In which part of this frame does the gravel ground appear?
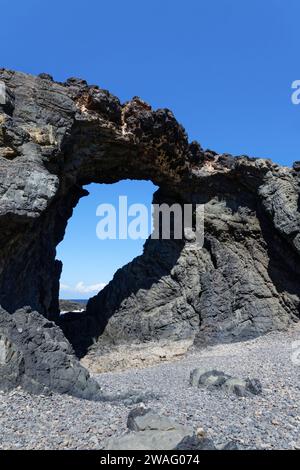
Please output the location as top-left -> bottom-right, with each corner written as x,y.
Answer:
1,326 -> 300,450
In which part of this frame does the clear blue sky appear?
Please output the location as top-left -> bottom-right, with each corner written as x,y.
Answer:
1,0 -> 299,298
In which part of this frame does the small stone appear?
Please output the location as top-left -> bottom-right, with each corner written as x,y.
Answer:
196,427 -> 206,439
89,436 -> 99,446
222,441 -> 239,450
271,419 -> 279,426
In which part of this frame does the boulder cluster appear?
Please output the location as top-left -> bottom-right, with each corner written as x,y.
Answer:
190,368 -> 262,397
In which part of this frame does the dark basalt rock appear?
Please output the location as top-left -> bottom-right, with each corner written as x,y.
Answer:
0,69 -> 300,394
190,368 -> 262,397
175,435 -> 217,450
0,306 -> 101,398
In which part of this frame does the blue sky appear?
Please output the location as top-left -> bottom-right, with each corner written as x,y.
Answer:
1,0 -> 299,298
57,181 -> 157,298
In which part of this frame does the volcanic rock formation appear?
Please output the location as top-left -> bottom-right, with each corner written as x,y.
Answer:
0,69 -> 299,395
0,306 -> 101,398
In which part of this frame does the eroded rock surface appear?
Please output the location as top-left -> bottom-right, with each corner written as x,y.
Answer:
0,69 -> 300,393
0,306 -> 101,398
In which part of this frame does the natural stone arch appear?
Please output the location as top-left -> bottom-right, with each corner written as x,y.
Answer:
0,70 -> 190,322
0,69 -> 300,396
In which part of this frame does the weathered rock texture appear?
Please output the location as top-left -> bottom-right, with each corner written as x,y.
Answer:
107,407 -> 194,450
85,167 -> 300,353
190,368 -> 262,397
0,69 -> 300,392
107,407 -> 235,450
0,306 -> 101,398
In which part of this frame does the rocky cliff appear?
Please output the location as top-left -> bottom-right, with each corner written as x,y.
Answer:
0,69 -> 299,395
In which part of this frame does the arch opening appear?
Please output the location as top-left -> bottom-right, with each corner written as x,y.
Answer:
57,179 -> 158,309
54,179 -> 192,358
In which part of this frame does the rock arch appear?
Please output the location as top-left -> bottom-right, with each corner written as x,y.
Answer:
0,69 -> 300,396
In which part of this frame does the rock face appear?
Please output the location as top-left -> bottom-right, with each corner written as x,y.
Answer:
0,306 -> 101,398
86,172 -> 300,352
0,69 -> 300,392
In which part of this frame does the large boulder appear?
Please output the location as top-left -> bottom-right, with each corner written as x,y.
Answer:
107,408 -> 194,450
107,407 -> 236,450
0,306 -> 101,399
127,407 -> 192,433
190,368 -> 262,397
